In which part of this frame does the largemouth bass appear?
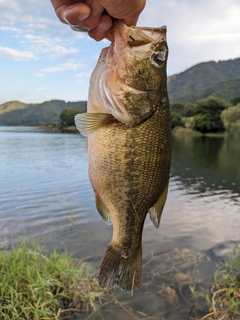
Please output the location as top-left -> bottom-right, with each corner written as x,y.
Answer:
75,20 -> 171,292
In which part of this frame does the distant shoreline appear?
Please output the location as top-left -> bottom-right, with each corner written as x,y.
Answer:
38,124 -> 78,133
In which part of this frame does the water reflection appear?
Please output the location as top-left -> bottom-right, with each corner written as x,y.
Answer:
171,133 -> 240,200
0,127 -> 240,319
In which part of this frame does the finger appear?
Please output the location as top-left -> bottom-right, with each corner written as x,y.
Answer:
55,2 -> 91,25
123,17 -> 138,27
88,13 -> 113,41
105,29 -> 114,42
83,0 -> 105,30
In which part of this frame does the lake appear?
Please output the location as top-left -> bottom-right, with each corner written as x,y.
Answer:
0,126 -> 239,319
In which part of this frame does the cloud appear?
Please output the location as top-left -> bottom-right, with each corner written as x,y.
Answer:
1,27 -> 80,59
74,73 -> 90,78
0,46 -> 34,60
74,72 -> 91,83
47,46 -> 78,58
35,72 -> 45,78
0,26 -> 22,33
41,62 -> 88,73
138,0 -> 240,74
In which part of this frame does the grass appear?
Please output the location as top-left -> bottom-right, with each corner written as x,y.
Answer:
200,244 -> 240,320
0,240 -> 239,320
0,240 -> 107,319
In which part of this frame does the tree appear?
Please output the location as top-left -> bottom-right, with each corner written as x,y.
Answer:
171,112 -> 184,129
170,102 -> 197,117
183,103 -> 197,117
191,113 -> 212,133
60,108 -> 82,126
230,96 -> 240,106
221,104 -> 240,131
170,103 -> 185,115
194,97 -> 229,132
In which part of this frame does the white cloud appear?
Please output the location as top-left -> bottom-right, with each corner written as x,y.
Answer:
47,46 -> 78,58
75,33 -> 87,40
74,73 -> 90,78
0,46 -> 34,60
1,27 -> 80,59
74,72 -> 91,83
1,0 -> 240,103
137,0 -> 240,74
41,62 -> 87,73
0,26 -> 22,33
35,72 -> 45,78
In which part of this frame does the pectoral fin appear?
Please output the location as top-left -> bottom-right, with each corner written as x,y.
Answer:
74,113 -> 113,137
149,184 -> 169,228
95,193 -> 112,225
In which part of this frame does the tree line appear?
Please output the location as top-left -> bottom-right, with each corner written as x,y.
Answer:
60,96 -> 240,136
171,96 -> 240,135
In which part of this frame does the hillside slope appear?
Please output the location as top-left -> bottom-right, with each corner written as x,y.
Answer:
0,100 -> 87,126
168,58 -> 240,103
1,57 -> 240,126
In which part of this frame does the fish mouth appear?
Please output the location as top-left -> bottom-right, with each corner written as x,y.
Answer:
113,20 -> 167,47
128,26 -> 167,45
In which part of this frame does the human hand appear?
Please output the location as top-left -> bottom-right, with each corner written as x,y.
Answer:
50,0 -> 146,41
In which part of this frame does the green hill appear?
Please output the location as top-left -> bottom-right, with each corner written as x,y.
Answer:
0,101 -> 29,114
168,58 -> 240,103
188,78 -> 240,102
1,57 -> 240,126
0,100 -> 87,126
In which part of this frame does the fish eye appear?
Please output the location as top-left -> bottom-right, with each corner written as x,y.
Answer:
153,53 -> 165,65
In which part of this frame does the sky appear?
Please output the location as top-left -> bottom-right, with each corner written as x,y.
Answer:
0,0 -> 240,104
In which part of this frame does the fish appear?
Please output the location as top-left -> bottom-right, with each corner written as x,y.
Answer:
75,20 -> 171,292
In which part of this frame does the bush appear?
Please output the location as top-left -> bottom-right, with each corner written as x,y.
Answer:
194,97 -> 229,132
170,103 -> 185,115
60,108 -> 82,126
221,104 -> 240,136
221,104 -> 240,129
171,112 -> 184,129
191,113 -> 212,133
183,103 -> 197,117
230,96 -> 240,106
170,102 -> 197,117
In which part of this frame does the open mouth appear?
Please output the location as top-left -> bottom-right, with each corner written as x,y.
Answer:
127,26 -> 167,47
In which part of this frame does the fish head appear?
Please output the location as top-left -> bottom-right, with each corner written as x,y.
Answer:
113,21 -> 168,92
88,21 -> 169,126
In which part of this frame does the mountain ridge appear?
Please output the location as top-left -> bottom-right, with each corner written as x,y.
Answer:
168,57 -> 240,102
0,100 -> 87,126
1,57 -> 240,126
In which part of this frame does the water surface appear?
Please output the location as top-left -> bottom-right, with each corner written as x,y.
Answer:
0,127 -> 239,319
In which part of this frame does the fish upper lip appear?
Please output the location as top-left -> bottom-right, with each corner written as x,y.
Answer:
134,25 -> 167,32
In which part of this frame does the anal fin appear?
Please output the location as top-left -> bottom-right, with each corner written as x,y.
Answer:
95,193 -> 112,225
149,183 -> 169,228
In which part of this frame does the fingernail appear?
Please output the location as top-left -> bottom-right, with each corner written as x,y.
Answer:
77,13 -> 89,22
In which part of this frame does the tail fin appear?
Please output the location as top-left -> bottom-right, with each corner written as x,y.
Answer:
98,243 -> 142,292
